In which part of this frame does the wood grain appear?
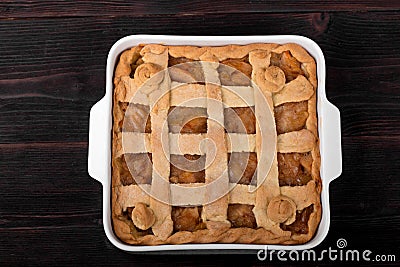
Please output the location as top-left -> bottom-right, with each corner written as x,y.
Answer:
0,1 -> 400,18
0,2 -> 399,265
0,12 -> 399,81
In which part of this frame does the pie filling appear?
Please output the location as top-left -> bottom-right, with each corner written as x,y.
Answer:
224,106 -> 256,134
281,205 -> 314,234
168,57 -> 204,83
228,152 -> 257,185
278,152 -> 312,186
168,57 -> 194,67
120,102 -> 151,133
219,57 -> 252,86
274,101 -> 308,134
168,106 -> 208,134
114,154 -> 135,186
170,154 -> 206,184
172,206 -> 206,232
270,51 -> 305,82
228,204 -> 257,228
117,153 -> 153,185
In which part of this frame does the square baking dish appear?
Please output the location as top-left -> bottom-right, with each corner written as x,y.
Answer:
88,35 -> 342,252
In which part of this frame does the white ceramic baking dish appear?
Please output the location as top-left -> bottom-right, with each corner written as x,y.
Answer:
88,35 -> 342,252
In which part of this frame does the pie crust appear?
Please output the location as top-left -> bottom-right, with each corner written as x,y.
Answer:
111,43 -> 321,245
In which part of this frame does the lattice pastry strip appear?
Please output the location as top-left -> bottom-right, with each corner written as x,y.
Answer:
141,45 -> 174,240
201,61 -> 231,229
250,44 -> 321,243
248,51 -> 288,237
120,131 -> 318,155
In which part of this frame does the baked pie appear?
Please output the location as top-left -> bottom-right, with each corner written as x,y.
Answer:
112,43 -> 321,245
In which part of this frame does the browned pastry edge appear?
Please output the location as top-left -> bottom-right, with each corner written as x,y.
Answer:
111,43 -> 322,245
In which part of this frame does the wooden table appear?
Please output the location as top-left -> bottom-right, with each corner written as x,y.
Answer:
0,1 -> 399,266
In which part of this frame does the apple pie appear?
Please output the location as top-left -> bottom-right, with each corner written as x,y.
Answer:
111,43 -> 321,245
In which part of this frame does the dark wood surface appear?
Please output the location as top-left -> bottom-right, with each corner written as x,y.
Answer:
0,1 -> 399,266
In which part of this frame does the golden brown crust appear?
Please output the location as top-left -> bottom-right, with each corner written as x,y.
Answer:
114,46 -> 143,84
111,43 -> 321,246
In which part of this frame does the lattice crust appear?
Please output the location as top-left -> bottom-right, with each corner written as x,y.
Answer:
111,43 -> 321,245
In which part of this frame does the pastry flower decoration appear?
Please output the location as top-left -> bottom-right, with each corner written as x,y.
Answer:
134,63 -> 162,86
255,65 -> 286,93
131,202 -> 156,230
267,195 -> 297,225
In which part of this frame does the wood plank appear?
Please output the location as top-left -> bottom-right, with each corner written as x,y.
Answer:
0,98 -> 91,143
330,136 -> 400,218
0,1 -> 399,18
0,144 -> 102,215
0,12 -> 399,82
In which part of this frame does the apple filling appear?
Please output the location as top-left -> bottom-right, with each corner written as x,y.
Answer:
278,152 -> 312,186
228,204 -> 257,228
270,51 -> 305,82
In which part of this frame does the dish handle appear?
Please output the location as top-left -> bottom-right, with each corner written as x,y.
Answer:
322,100 -> 342,182
88,97 -> 110,185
